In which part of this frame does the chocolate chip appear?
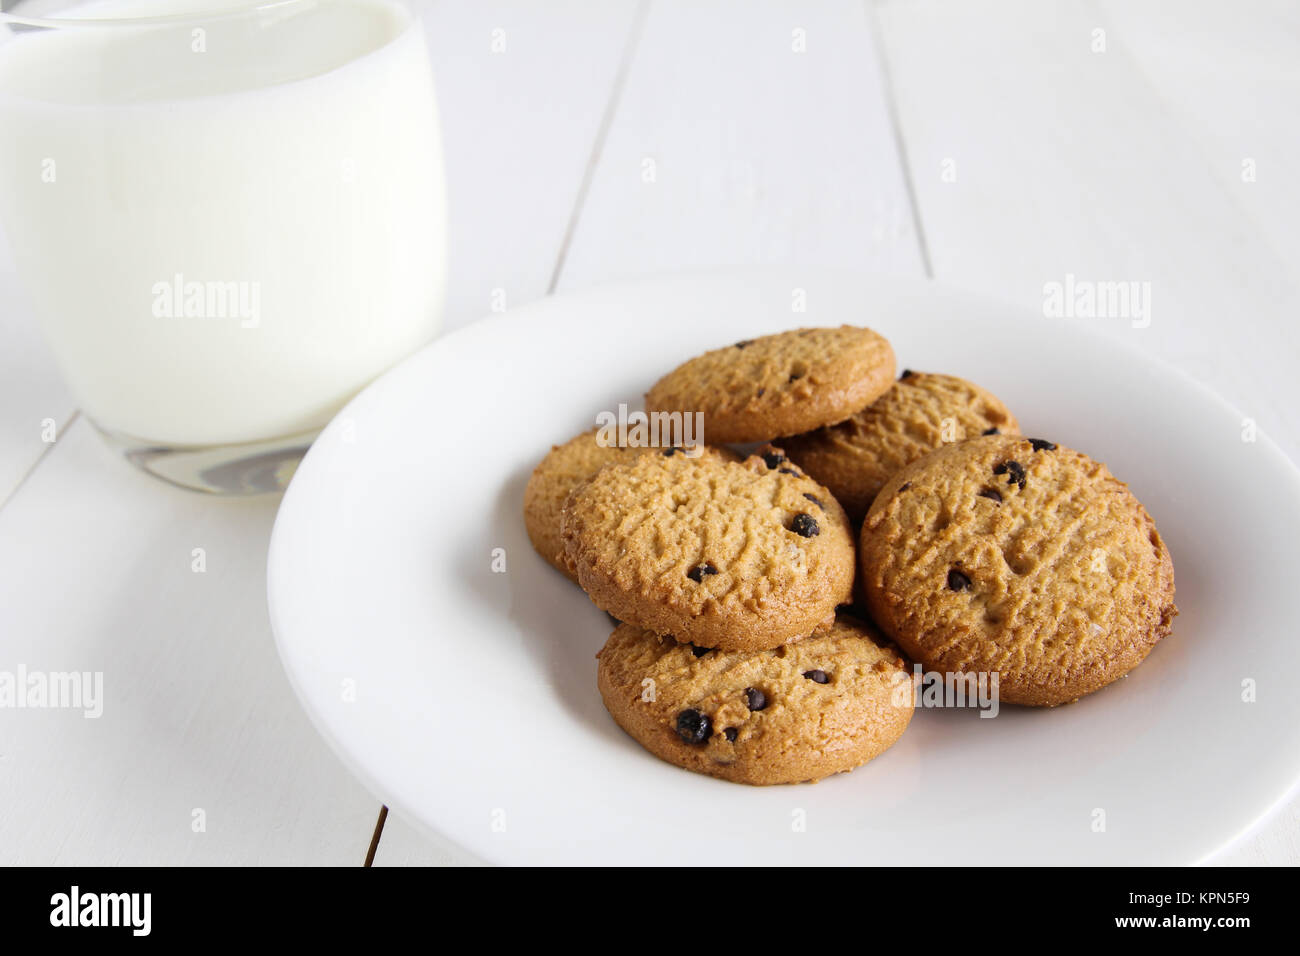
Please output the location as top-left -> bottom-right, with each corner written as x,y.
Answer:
982,427 -> 1000,436
803,669 -> 830,684
978,488 -> 1002,504
993,460 -> 1026,488
690,644 -> 710,658
1028,438 -> 1057,452
789,513 -> 820,537
662,446 -> 682,457
735,339 -> 754,349
761,450 -> 785,469
778,466 -> 802,477
675,709 -> 711,744
723,727 -> 738,742
744,687 -> 768,711
802,492 -> 824,510
686,562 -> 718,583
899,369 -> 914,380
947,568 -> 972,591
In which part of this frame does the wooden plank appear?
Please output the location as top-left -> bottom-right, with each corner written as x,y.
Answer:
1095,0 -> 1300,269
555,0 -> 925,288
873,0 -> 1300,464
0,228 -> 76,508
0,417 -> 378,864
426,0 -> 649,328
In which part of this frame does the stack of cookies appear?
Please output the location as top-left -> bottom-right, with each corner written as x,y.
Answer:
523,326 -> 1177,786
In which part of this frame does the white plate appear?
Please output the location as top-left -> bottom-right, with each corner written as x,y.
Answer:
268,270 -> 1300,865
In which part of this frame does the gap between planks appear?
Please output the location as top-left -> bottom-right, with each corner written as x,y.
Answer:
865,0 -> 933,278
0,409 -> 80,514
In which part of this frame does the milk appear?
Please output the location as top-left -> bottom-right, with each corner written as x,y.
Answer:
0,0 -> 445,446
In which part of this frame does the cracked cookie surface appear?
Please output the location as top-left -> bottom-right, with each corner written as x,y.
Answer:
561,445 -> 855,650
596,614 -> 913,785
524,429 -> 648,581
859,434 -> 1176,706
523,429 -> 736,582
784,371 -> 1019,522
644,326 -> 895,443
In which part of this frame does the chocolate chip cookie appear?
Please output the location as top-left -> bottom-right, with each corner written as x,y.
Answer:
644,326 -> 896,443
561,445 -> 855,650
524,429 -> 737,581
523,429 -> 647,581
596,614 -> 914,785
859,435 -> 1176,706
784,371 -> 1019,522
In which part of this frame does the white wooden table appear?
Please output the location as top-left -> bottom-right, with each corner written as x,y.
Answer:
3,0 -> 1298,866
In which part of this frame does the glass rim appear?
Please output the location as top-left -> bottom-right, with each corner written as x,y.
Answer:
0,0 -> 357,29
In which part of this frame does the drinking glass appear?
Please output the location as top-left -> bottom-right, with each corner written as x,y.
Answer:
0,0 -> 445,492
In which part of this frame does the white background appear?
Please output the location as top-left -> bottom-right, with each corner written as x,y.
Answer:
1,0 -> 1297,865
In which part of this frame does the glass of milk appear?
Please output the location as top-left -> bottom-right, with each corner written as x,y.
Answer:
0,0 -> 445,492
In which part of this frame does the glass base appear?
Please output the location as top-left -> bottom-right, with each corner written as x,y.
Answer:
92,420 -> 319,495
